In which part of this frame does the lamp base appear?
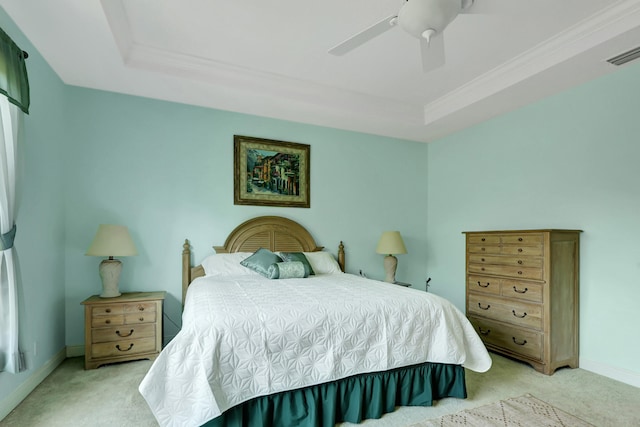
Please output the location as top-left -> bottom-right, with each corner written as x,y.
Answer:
383,255 -> 398,283
98,258 -> 122,298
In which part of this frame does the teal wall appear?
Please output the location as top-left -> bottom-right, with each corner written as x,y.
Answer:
0,9 -> 67,404
427,61 -> 640,377
3,3 -> 640,412
63,87 -> 429,346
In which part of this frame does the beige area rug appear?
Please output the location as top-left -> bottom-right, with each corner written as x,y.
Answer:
410,394 -> 594,427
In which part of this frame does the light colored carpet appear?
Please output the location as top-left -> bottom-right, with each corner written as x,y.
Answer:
409,394 -> 594,427
1,353 -> 639,426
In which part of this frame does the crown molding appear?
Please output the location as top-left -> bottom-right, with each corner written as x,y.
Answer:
423,0 -> 640,125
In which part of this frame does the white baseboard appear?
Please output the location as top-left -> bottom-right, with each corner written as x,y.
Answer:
0,348 -> 66,421
580,358 -> 640,388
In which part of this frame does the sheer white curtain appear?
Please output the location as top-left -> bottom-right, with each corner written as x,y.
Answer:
0,94 -> 24,373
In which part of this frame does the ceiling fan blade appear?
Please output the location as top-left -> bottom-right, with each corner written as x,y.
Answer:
329,15 -> 398,56
420,35 -> 445,73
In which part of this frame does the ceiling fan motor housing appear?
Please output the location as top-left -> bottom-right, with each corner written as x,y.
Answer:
398,0 -> 463,39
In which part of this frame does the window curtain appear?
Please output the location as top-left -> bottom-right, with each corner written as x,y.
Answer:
0,27 -> 28,374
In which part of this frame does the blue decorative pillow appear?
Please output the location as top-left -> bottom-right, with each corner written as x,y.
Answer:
240,248 -> 283,278
266,261 -> 306,279
280,252 -> 314,276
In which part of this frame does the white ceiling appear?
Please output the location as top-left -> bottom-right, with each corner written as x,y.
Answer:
2,0 -> 640,142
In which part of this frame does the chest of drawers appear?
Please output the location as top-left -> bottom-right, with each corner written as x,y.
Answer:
82,291 -> 166,369
463,230 -> 580,375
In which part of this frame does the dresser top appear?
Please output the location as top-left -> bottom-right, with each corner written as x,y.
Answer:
462,229 -> 582,234
81,291 -> 166,305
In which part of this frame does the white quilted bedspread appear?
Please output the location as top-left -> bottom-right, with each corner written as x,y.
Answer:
139,274 -> 492,427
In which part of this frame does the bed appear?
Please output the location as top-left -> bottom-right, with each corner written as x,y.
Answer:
139,216 -> 492,427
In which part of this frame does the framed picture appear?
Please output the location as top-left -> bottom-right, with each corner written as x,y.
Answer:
234,135 -> 310,208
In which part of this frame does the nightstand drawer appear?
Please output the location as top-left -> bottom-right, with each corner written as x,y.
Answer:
92,323 -> 156,344
91,315 -> 124,327
91,337 -> 157,359
124,302 -> 156,314
124,312 -> 157,324
92,305 -> 124,316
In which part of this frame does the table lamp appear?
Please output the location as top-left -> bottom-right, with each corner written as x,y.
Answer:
85,224 -> 138,298
376,231 -> 407,283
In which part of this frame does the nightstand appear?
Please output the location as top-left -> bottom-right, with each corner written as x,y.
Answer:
81,291 -> 165,370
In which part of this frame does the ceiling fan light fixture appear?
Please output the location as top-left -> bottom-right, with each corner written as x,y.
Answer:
398,0 -> 462,39
461,0 -> 475,10
422,29 -> 437,44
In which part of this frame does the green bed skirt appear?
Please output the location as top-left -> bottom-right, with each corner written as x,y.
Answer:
203,362 -> 466,427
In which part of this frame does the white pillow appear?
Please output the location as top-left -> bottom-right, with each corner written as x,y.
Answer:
201,252 -> 261,277
304,251 -> 343,274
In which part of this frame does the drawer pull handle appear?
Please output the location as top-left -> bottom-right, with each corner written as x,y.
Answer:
481,258 -> 485,262
513,286 -> 528,294
105,319 -> 111,325
139,317 -> 145,322
481,238 -> 486,242
138,306 -> 145,311
512,310 -> 527,318
477,281 -> 490,288
478,327 -> 491,336
517,271 -> 523,275
518,248 -> 523,253
116,343 -> 134,352
518,237 -> 523,242
105,308 -> 111,313
512,337 -> 527,346
116,329 -> 134,338
517,260 -> 523,265
478,303 -> 491,310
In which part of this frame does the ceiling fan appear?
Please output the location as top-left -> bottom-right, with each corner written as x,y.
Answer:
329,0 -> 479,73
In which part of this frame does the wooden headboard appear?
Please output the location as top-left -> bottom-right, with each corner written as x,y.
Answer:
182,216 -> 345,305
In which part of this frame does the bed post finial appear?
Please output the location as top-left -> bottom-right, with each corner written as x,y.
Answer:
182,239 -> 191,309
338,241 -> 345,273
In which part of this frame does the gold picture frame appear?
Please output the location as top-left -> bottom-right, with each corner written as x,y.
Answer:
234,135 -> 310,208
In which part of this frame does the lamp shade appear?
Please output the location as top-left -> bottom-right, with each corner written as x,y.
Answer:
85,224 -> 138,257
376,231 -> 407,255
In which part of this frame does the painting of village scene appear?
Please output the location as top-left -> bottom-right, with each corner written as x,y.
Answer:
234,135 -> 310,208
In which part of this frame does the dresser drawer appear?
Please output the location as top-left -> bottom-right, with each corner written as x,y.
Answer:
91,337 -> 157,359
500,279 -> 543,303
467,275 -> 501,295
469,316 -> 542,361
468,263 -> 543,280
500,245 -> 544,256
468,254 -> 543,268
91,323 -> 156,344
467,235 -> 501,245
468,245 -> 501,254
468,294 -> 543,330
500,234 -> 544,245
468,276 -> 544,304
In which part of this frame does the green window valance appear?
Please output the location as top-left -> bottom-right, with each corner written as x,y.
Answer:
0,27 -> 29,114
